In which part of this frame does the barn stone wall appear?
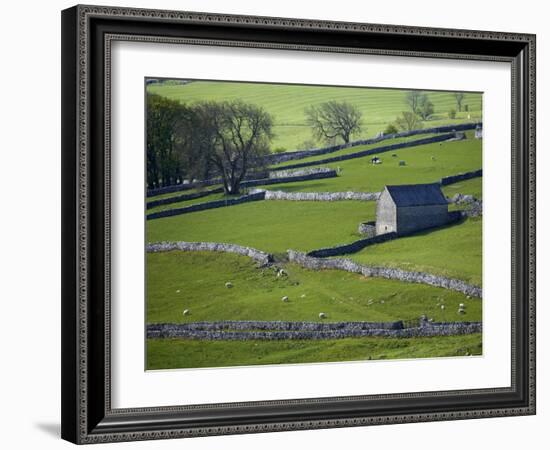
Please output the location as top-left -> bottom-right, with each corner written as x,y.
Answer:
376,189 -> 397,235
396,204 -> 450,236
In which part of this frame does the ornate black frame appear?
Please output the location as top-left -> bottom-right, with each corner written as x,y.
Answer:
61,4 -> 536,444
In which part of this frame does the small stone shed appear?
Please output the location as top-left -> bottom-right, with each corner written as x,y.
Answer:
376,183 -> 449,236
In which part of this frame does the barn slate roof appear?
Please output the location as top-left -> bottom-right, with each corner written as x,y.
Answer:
385,183 -> 448,207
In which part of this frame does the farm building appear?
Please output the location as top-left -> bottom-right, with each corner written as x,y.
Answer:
376,183 -> 450,236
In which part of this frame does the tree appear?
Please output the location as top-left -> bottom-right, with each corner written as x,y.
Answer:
417,94 -> 434,120
196,100 -> 273,195
384,123 -> 399,135
305,101 -> 363,144
406,91 -> 423,114
394,111 -> 423,132
454,92 -> 465,112
146,93 -> 189,188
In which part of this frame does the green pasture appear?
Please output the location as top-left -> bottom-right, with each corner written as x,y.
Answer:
147,200 -> 376,257
147,80 -> 482,150
442,177 -> 483,200
259,136 -> 482,194
147,252 -> 481,325
270,134 -> 439,169
348,217 -> 482,286
147,134 -> 482,210
147,334 -> 482,369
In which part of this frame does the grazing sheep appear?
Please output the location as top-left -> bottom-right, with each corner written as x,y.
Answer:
183,309 -> 190,316
225,281 -> 233,288
300,294 -> 306,298
319,312 -> 326,319
281,296 -> 289,302
459,303 -> 465,308
440,304 -> 445,310
176,289 -> 180,293
277,268 -> 287,278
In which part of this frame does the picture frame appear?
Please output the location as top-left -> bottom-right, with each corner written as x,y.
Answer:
61,4 -> 536,444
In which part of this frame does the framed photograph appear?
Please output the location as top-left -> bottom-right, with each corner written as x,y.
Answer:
61,4 -> 536,444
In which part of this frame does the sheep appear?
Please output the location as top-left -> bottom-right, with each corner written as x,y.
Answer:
440,304 -> 446,310
300,294 -> 306,298
281,296 -> 289,302
399,160 -> 406,166
183,309 -> 190,316
225,281 -> 233,288
176,289 -> 181,293
277,268 -> 287,278
319,312 -> 326,319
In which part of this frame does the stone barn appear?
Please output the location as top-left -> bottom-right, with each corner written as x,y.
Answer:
376,183 -> 450,236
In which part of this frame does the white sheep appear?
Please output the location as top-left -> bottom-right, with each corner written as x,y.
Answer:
440,304 -> 446,310
300,294 -> 306,298
276,268 -> 287,278
183,309 -> 190,316
225,281 -> 233,288
319,312 -> 326,319
281,296 -> 289,302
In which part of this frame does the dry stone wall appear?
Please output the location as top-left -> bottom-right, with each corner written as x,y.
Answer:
251,189 -> 379,202
147,320 -> 482,340
146,191 -> 266,220
306,233 -> 398,258
271,133 -> 455,171
288,250 -> 482,298
263,122 -> 481,165
147,241 -> 273,266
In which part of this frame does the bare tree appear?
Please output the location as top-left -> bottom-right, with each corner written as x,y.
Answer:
394,111 -> 423,132
194,100 -> 273,195
454,92 -> 465,112
305,101 -> 363,144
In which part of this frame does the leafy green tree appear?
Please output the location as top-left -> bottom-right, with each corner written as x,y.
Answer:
454,92 -> 465,112
417,94 -> 434,120
305,101 -> 363,144
394,111 -> 423,131
405,91 -> 423,115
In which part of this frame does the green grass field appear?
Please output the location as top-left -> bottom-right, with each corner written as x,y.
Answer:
148,80 -> 482,150
145,81 -> 483,370
261,136 -> 482,194
347,217 -> 482,285
147,252 -> 480,324
147,334 -> 482,369
148,200 -> 375,257
146,251 -> 481,369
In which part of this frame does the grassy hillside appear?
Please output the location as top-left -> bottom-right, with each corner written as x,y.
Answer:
147,200 -> 376,257
147,80 -> 482,150
147,252 -> 481,325
347,217 -> 482,285
147,334 -> 482,369
146,251 -> 481,369
261,136 -> 482,193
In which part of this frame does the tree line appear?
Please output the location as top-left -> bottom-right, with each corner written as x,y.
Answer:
147,94 -> 273,194
147,89 -> 468,191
